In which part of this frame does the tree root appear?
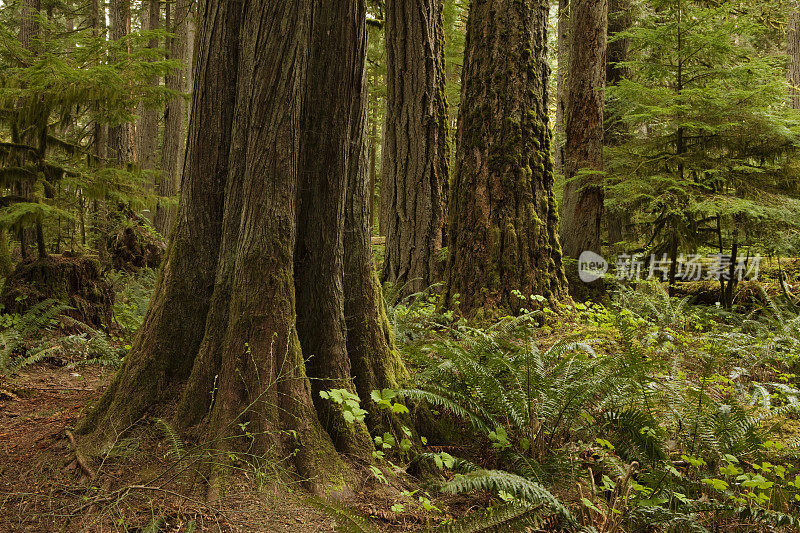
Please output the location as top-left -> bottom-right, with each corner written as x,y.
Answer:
65,430 -> 96,481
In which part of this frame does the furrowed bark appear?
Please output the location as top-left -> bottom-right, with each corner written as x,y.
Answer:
77,0 -> 243,452
444,0 -> 566,315
156,0 -> 191,237
380,0 -> 449,296
559,0 -> 607,297
294,0 -> 374,458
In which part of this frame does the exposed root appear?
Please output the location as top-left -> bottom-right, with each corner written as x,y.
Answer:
65,430 -> 96,481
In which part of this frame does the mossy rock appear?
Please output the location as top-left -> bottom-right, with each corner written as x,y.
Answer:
107,212 -> 166,272
0,253 -> 114,329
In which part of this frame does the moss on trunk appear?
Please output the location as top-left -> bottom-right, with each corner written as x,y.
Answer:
444,0 -> 566,315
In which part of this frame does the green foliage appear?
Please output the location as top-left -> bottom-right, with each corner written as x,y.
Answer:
398,292 -> 800,530
305,496 -> 381,533
441,470 -> 576,526
319,388 -> 368,424
0,299 -> 121,375
606,0 -> 800,259
106,267 -> 156,339
0,3 -> 178,256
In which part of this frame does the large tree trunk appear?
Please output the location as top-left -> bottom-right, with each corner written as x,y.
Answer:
559,0 -> 607,262
380,0 -> 449,296
108,0 -> 135,163
78,0 -> 406,488
156,0 -> 191,237
294,0 -> 374,457
444,0 -> 566,314
16,0 -> 43,260
78,0 -> 245,451
343,57 -> 410,435
789,12 -> 800,110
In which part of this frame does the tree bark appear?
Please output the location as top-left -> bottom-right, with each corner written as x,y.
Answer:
554,0 -> 568,177
78,0 -> 406,488
559,0 -> 607,261
344,72 -> 410,434
380,0 -> 449,296
16,0 -> 42,259
789,12 -> 800,110
136,0 -> 160,175
156,0 -> 190,237
294,0 -> 374,457
78,0 -> 245,451
605,0 -> 631,244
444,0 -> 566,314
108,0 -> 135,163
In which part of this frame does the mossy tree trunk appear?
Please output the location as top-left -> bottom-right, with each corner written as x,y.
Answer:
344,57 -> 410,433
554,0 -> 568,177
559,0 -> 606,259
108,0 -> 135,163
78,0 -> 407,485
380,0 -> 449,296
136,0 -> 160,176
16,0 -> 46,260
444,0 -> 566,314
78,0 -> 246,452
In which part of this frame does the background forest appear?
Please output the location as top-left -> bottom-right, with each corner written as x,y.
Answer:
1,0 -> 800,531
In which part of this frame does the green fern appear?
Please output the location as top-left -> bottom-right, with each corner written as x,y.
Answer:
305,496 -> 381,533
155,418 -> 186,461
440,470 -> 576,527
433,501 -> 557,533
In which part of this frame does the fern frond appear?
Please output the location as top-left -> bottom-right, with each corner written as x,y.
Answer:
441,470 -> 576,526
305,496 -> 381,533
434,502 -> 553,533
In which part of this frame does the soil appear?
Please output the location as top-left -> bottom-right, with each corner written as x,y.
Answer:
0,365 -> 453,532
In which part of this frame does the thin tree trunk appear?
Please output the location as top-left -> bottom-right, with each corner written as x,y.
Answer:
789,12 -> 800,110
444,0 -> 566,314
156,0 -> 190,237
555,0 -> 568,177
16,0 -> 42,261
605,0 -> 631,244
137,1 -> 160,178
380,0 -> 449,296
108,0 -> 135,163
369,95 -> 378,231
559,0 -> 607,262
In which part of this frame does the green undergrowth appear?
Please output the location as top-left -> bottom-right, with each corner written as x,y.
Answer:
377,280 -> 800,531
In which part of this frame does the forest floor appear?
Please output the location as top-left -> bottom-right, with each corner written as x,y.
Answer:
0,364 -> 436,532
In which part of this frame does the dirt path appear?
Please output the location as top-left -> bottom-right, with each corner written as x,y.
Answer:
0,365 -> 401,532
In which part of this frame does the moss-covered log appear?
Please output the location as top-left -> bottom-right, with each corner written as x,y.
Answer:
107,210 -> 166,272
